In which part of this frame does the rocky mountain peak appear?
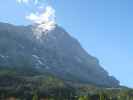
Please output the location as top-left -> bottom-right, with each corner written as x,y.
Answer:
0,22 -> 119,87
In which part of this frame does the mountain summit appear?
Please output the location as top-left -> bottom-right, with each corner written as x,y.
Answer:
0,22 -> 119,87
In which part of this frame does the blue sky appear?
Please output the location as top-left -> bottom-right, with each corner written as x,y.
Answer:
0,0 -> 132,87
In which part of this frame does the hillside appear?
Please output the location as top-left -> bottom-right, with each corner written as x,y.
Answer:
0,22 -> 119,87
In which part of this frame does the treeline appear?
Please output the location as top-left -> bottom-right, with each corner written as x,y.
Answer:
0,68 -> 132,100
0,88 -> 133,100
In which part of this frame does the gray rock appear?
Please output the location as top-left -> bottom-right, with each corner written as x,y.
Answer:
0,22 -> 119,87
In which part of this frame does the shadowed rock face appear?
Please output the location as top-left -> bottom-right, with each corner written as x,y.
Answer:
0,22 -> 119,87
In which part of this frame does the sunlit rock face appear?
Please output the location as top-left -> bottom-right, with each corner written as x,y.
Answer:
0,22 -> 119,87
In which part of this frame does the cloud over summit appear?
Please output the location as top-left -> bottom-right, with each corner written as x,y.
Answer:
17,0 -> 29,4
16,0 -> 56,39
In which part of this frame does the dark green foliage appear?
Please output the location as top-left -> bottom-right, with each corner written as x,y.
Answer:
0,86 -> 133,100
32,91 -> 38,100
0,67 -> 132,100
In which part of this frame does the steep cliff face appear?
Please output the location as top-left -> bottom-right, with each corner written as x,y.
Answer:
0,22 -> 119,87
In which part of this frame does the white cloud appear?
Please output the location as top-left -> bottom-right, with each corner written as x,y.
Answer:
34,0 -> 39,5
16,0 -> 56,39
26,6 -> 56,39
17,0 -> 29,4
26,6 -> 55,24
17,0 -> 40,4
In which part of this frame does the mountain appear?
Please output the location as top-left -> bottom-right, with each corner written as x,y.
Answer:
0,22 -> 119,87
